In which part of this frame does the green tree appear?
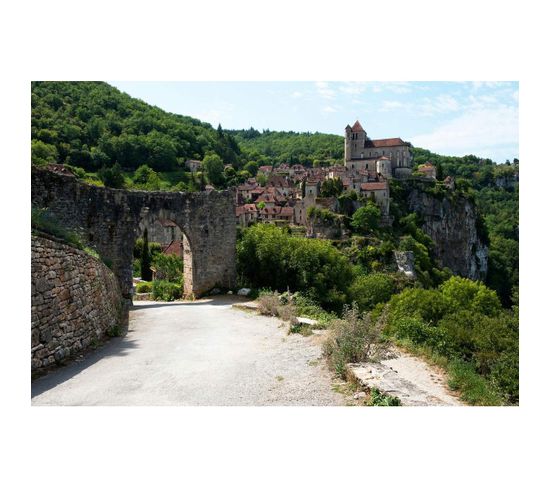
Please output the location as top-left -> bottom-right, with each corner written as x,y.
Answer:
31,140 -> 58,166
202,153 -> 225,186
98,163 -> 125,188
320,178 -> 344,197
349,273 -> 395,311
351,203 -> 381,234
140,228 -> 153,281
243,161 -> 259,176
133,164 -> 161,190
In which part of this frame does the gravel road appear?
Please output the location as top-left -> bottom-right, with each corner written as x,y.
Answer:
31,297 -> 345,406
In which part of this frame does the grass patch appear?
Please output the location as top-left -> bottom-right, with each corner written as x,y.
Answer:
447,360 -> 504,406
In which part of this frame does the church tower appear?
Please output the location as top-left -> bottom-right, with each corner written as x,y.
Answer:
344,124 -> 352,161
348,120 -> 367,160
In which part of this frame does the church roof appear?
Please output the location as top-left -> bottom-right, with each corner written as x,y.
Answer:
351,120 -> 365,132
366,137 -> 407,148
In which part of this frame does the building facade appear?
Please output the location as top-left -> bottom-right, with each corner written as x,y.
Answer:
344,120 -> 413,178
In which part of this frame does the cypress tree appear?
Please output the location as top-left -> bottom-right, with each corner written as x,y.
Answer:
141,228 -> 153,281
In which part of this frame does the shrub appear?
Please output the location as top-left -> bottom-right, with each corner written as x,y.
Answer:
152,253 -> 183,282
98,163 -> 125,188
257,290 -> 298,325
257,290 -> 281,316
323,303 -> 389,378
237,224 -> 354,310
349,273 -> 395,311
367,388 -> 401,406
351,202 -> 381,234
152,280 -> 182,301
136,281 -> 152,293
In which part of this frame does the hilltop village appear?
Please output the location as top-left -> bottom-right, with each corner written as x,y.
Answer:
228,120 -> 442,231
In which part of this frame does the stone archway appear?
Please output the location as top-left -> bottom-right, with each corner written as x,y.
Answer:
31,167 -> 236,301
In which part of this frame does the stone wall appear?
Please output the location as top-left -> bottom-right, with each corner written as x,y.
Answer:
31,167 -> 237,299
31,235 -> 124,375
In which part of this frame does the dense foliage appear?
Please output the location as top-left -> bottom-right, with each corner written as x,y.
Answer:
229,128 -> 343,167
237,225 -> 354,310
383,276 -> 519,404
31,81 -> 241,173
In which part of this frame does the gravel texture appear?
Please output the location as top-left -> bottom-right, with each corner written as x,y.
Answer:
31,296 -> 346,406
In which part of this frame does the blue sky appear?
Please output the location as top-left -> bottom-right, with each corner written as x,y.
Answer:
110,81 -> 518,163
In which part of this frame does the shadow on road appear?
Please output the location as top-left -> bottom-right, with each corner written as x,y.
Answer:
131,295 -> 248,311
31,335 -> 139,399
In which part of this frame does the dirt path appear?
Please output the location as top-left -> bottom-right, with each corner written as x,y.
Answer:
31,296 -> 346,406
348,347 -> 463,406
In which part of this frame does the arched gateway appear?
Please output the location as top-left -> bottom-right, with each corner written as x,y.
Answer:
31,167 -> 237,301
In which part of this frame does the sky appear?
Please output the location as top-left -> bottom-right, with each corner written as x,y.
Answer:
110,81 -> 518,163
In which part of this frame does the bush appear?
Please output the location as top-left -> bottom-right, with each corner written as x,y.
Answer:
98,163 -> 125,188
351,202 -> 381,234
152,280 -> 182,301
152,253 -> 183,282
384,276 -> 518,404
237,224 -> 354,310
323,303 -> 389,378
367,388 -> 401,406
257,290 -> 298,325
257,290 -> 281,316
349,273 -> 395,311
135,281 -> 152,293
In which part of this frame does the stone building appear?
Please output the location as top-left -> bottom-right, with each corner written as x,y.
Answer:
344,120 -> 413,178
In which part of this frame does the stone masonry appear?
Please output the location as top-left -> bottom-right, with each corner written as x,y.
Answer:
31,167 -> 237,300
31,234 -> 124,375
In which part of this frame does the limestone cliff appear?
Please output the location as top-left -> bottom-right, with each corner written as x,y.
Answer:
407,189 -> 488,280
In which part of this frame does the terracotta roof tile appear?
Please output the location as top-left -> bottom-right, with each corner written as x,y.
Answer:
360,182 -> 388,191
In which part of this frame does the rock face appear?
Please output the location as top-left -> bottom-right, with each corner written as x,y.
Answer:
31,235 -> 124,375
394,250 -> 416,278
31,167 -> 237,299
407,189 -> 488,280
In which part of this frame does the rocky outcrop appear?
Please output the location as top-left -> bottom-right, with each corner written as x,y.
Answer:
394,251 -> 415,278
407,189 -> 488,280
31,234 -> 125,375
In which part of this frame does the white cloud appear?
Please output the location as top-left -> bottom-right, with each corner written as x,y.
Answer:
410,106 -> 518,161
380,100 -> 407,112
339,82 -> 368,95
370,82 -> 412,94
315,81 -> 336,99
291,91 -> 303,98
471,81 -> 513,90
322,106 -> 338,113
418,94 -> 460,116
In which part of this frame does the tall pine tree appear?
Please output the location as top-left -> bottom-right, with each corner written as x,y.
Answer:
140,228 -> 153,281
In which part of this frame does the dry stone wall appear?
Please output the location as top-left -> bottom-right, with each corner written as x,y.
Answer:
31,234 -> 124,375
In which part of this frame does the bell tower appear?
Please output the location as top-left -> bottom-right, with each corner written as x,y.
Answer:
344,124 -> 352,162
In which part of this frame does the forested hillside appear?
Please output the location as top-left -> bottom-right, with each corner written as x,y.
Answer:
31,81 -> 242,171
229,128 -> 344,167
